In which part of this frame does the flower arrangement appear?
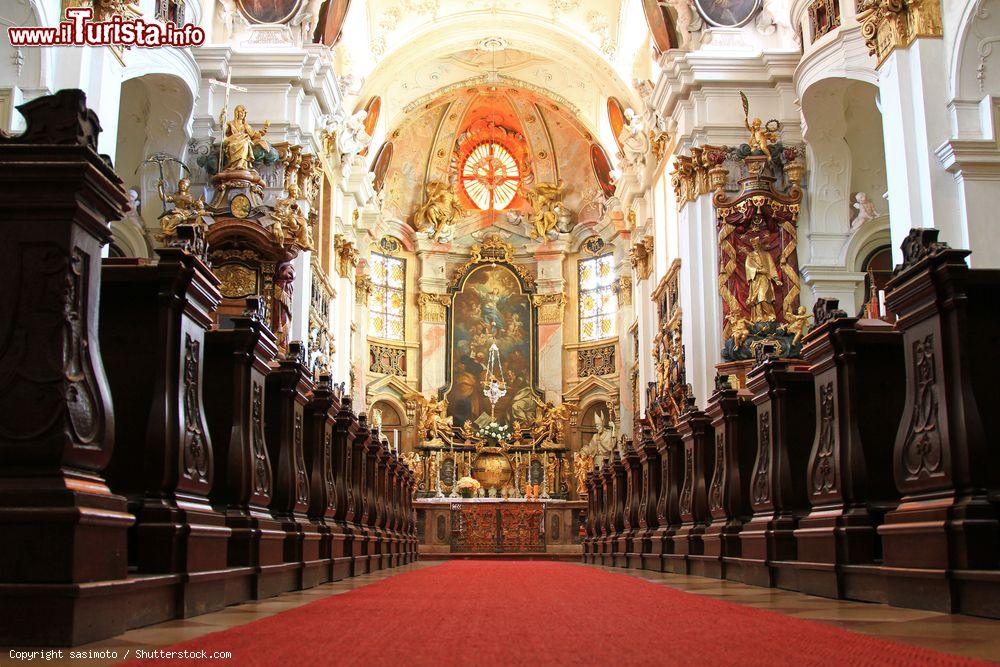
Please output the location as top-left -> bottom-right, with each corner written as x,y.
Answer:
479,421 -> 512,443
455,476 -> 481,498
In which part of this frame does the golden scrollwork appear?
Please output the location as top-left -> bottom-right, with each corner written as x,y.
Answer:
355,274 -> 372,302
417,293 -> 450,324
628,236 -> 653,281
532,293 -> 567,325
451,234 -> 536,290
857,0 -> 943,67
671,146 -> 729,210
615,276 -> 633,306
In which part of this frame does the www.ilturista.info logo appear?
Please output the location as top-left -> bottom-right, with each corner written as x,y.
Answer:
7,7 -> 205,48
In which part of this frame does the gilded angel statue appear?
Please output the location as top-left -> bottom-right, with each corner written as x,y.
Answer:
531,397 -> 576,445
157,177 -> 206,238
413,181 -> 463,243
524,182 -> 565,240
417,395 -> 453,441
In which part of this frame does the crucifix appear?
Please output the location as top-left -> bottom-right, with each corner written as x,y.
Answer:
208,68 -> 248,172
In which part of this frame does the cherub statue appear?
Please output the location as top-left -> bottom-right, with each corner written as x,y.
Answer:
157,177 -> 206,238
523,182 -> 565,240
745,116 -> 780,155
727,312 -> 751,352
222,105 -> 272,172
851,192 -> 879,230
784,306 -> 812,346
413,181 -> 463,243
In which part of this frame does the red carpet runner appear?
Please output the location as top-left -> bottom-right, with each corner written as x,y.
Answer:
129,562 -> 989,666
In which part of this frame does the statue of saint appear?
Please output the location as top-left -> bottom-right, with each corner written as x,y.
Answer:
618,108 -> 650,168
222,105 -> 271,172
157,177 -> 205,238
413,181 -> 463,243
744,237 -> 782,322
574,451 -> 594,497
271,182 -> 313,250
580,409 -> 616,466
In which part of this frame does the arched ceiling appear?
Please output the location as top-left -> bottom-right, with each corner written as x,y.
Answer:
342,3 -> 652,132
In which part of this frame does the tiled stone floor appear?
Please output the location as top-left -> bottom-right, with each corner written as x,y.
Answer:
6,561 -> 999,664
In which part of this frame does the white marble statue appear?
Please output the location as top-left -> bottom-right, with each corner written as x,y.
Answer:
618,108 -> 650,170
336,110 -> 371,159
580,410 -> 617,466
851,192 -> 879,230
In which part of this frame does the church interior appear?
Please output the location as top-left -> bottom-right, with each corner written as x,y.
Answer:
2,0 -> 1000,664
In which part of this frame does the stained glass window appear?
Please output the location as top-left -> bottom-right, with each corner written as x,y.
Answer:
579,253 -> 617,342
368,251 -> 405,341
461,142 -> 520,211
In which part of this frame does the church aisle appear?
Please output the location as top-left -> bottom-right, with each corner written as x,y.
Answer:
94,561 -> 995,666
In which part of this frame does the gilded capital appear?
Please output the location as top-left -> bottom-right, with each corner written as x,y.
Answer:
335,234 -> 359,278
628,236 -> 653,281
418,293 -> 450,324
857,0 -> 942,67
355,274 -> 372,302
533,293 -> 567,325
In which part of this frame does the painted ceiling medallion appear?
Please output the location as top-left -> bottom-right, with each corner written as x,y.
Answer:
693,0 -> 762,28
478,36 -> 509,52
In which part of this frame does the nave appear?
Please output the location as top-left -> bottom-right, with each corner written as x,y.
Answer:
18,561 -> 999,666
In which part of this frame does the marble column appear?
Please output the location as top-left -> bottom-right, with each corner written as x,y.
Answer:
416,242 -> 450,394
533,239 -> 567,400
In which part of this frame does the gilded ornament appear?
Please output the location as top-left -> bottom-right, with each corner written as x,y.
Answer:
221,105 -> 272,173
533,293 -> 566,325
523,182 -> 567,240
413,181 -> 463,243
857,0 -> 943,68
628,236 -> 653,281
157,177 -> 207,239
417,293 -> 449,324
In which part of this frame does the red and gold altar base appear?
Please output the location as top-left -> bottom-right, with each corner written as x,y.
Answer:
414,499 -> 585,556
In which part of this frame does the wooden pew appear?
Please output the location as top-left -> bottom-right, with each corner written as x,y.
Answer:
704,375 -> 757,582
794,300 -> 904,601
653,423 -> 683,573
100,234 -> 233,617
737,353 -> 816,589
350,414 -> 373,574
609,451 -> 628,567
622,440 -> 643,568
331,395 -> 359,579
636,424 -> 663,571
878,229 -> 1000,616
672,407 -> 715,576
303,374 -> 340,582
202,297 -> 285,600
0,91 -> 134,646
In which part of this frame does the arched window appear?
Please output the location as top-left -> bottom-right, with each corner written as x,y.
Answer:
579,252 -> 617,342
461,142 -> 520,211
368,246 -> 405,341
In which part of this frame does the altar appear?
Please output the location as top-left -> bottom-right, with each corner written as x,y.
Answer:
415,498 -> 586,555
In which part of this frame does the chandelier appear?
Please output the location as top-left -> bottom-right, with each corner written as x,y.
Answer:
483,343 -> 507,418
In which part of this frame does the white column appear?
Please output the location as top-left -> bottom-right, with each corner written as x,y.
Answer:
877,40 -> 963,261
678,195 -> 722,406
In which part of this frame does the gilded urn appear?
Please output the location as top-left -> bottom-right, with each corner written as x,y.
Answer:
471,449 -> 513,492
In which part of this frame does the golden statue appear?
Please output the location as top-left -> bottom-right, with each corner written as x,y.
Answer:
574,451 -> 594,497
531,397 -> 576,445
157,177 -> 206,238
745,237 -> 782,322
727,312 -> 751,350
524,182 -> 564,240
271,182 -> 313,250
417,395 -> 453,441
222,104 -> 271,172
784,306 -> 811,346
413,181 -> 463,243
745,117 -> 779,155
